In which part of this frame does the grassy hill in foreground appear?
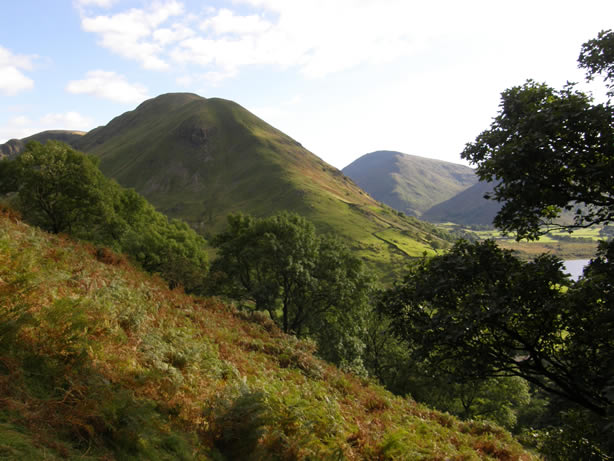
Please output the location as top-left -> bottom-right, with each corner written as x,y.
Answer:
0,213 -> 534,460
342,151 -> 478,218
67,94 -> 452,276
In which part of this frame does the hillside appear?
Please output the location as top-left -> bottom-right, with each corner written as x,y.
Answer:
342,151 -> 477,218
0,130 -> 86,159
63,93 -> 455,274
422,181 -> 500,226
0,212 -> 535,460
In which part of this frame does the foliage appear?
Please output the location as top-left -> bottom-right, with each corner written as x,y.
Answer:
380,239 -> 614,456
0,213 -> 536,459
362,308 -> 532,430
580,29 -> 614,96
0,140 -> 209,292
380,239 -> 613,419
431,377 -> 531,430
210,212 -> 372,368
521,410 -> 613,461
461,30 -> 614,240
109,187 -> 209,292
461,81 -> 614,239
204,385 -> 270,460
384,31 -> 614,458
3,140 -> 112,234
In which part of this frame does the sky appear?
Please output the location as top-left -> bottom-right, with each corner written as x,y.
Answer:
1,1 -> 612,169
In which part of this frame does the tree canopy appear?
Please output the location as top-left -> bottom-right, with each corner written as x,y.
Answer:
2,140 -> 111,234
379,239 -> 613,418
210,212 -> 372,369
580,29 -> 614,96
461,30 -> 614,240
381,31 -> 614,457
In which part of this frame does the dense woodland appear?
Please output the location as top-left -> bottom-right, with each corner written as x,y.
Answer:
0,30 -> 612,460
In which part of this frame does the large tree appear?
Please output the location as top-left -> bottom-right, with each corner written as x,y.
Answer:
211,212 -> 371,335
4,140 -> 111,234
461,31 -> 614,240
379,239 -> 612,418
381,31 -> 614,457
210,212 -> 372,368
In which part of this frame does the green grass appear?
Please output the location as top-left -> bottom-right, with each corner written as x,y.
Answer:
0,212 -> 537,460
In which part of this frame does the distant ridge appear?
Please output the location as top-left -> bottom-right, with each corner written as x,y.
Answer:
422,180 -> 501,226
342,150 -> 477,217
0,130 -> 86,159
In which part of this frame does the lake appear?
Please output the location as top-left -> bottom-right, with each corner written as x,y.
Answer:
563,259 -> 590,281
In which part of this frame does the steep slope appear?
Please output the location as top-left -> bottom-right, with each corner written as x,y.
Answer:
0,130 -> 86,159
342,150 -> 477,217
422,181 -> 501,226
69,93 -> 452,274
0,212 -> 536,460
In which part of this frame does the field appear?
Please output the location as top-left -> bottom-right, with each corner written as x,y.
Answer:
438,223 -> 606,259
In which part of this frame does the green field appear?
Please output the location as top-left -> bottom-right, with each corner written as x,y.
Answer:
438,223 -> 605,259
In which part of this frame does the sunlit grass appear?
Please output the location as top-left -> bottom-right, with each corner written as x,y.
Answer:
0,212 -> 536,459
437,223 -> 604,259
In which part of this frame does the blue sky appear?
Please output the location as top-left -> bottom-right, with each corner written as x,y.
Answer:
1,0 -> 613,169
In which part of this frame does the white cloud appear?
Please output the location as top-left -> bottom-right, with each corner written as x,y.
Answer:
76,0 -> 614,87
201,8 -> 272,36
166,0 -> 460,79
74,0 -> 117,8
80,0 -> 185,70
0,46 -> 35,95
176,75 -> 194,87
0,112 -> 93,144
66,70 -> 149,104
77,0 -> 429,80
40,112 -> 94,128
153,23 -> 194,45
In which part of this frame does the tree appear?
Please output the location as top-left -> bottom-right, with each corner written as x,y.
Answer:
210,212 -> 372,367
0,141 -> 209,293
461,31 -> 614,240
211,213 -> 316,329
382,31 -> 614,457
461,81 -> 613,239
379,240 -> 613,419
111,187 -> 209,292
579,29 -> 614,97
6,140 -> 112,234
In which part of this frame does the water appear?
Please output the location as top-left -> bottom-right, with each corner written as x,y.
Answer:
562,259 -> 590,281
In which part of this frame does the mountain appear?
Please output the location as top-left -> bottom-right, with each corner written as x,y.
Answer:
0,213 -> 534,459
1,94 -> 457,276
342,150 -> 478,218
0,130 -> 86,159
61,93 -> 454,274
422,180 -> 501,226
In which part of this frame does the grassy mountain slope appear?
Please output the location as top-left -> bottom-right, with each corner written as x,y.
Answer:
422,181 -> 501,226
0,130 -> 86,159
70,94 -> 452,274
0,212 -> 535,460
342,151 -> 477,218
